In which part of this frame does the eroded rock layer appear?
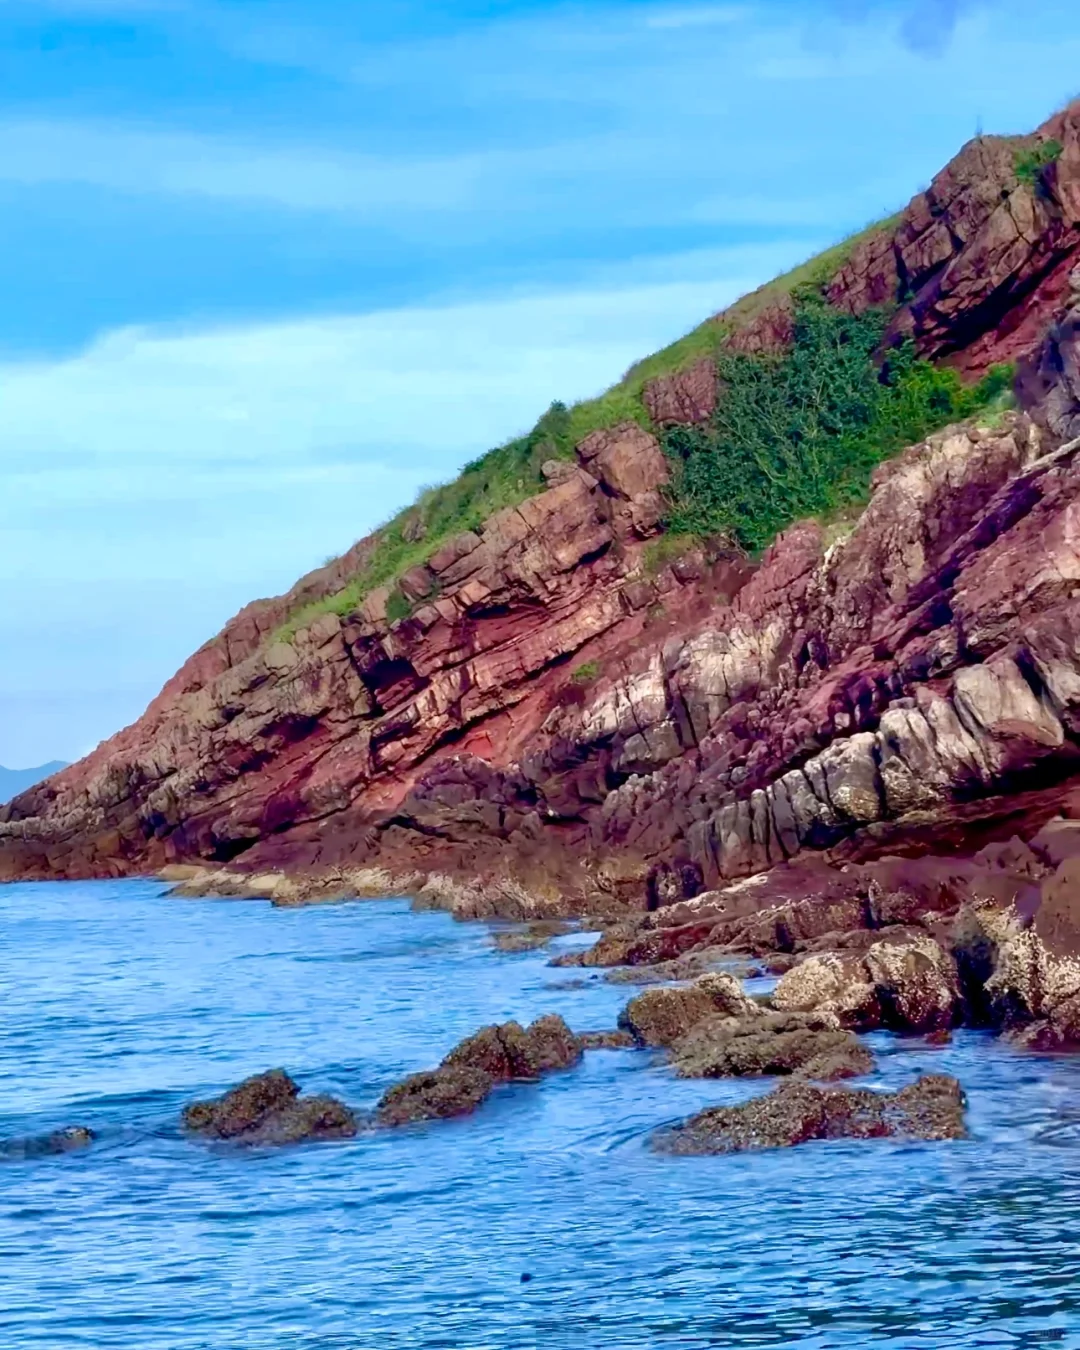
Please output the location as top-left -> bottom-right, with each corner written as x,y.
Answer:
5,103 -> 1080,908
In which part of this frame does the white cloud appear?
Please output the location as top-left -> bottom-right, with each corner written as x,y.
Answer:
0,118 -> 486,213
0,238 -> 814,477
0,238 -> 818,583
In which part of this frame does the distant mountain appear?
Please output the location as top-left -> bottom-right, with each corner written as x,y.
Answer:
0,762 -> 67,804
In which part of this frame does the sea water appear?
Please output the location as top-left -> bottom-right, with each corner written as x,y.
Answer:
3,879 -> 1080,1349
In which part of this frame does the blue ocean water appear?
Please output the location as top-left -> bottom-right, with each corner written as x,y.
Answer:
3,881 -> 1080,1349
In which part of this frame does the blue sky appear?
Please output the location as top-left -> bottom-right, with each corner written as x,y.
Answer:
2,0 -> 1079,768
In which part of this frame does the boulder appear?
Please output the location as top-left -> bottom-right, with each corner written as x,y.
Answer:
575,422 -> 669,501
375,1066 -> 495,1127
442,1014 -> 581,1080
772,952 -> 882,1028
864,934 -> 962,1033
653,1074 -> 967,1154
618,973 -> 760,1047
182,1069 -> 357,1145
670,1011 -> 873,1081
771,935 -> 961,1033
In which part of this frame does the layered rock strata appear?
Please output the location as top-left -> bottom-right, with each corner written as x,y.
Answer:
4,103 -> 1080,918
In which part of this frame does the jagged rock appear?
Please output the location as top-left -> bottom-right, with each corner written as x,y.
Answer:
670,1011 -> 873,1081
375,1066 -> 495,1127
642,356 -> 718,425
618,973 -> 759,1047
443,1014 -> 582,1079
182,1070 -> 357,1146
653,1074 -> 967,1155
0,1126 -> 95,1160
377,1014 -> 582,1127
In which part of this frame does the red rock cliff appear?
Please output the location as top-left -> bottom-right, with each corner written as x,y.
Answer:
5,102 -> 1080,908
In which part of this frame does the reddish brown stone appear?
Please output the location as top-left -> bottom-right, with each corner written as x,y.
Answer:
643,356 -> 718,425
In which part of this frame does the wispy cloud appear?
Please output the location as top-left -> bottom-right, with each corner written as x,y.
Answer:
0,118 -> 485,213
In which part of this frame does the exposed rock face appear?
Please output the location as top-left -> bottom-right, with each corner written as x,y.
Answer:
653,1074 -> 967,1155
643,356 -> 718,425
182,1070 -> 357,1146
6,104 -> 1080,914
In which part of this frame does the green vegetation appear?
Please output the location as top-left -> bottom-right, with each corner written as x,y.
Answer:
385,587 -> 413,624
1015,139 -> 1063,189
642,533 -> 697,576
274,213 -> 908,640
662,293 -> 1015,552
570,659 -> 601,685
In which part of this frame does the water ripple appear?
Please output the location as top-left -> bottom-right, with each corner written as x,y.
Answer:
3,879 -> 1080,1347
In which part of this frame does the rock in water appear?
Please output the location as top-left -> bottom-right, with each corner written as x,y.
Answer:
183,1069 -> 357,1146
577,1030 -> 637,1050
619,973 -> 760,1047
670,1011 -> 874,1081
376,1013 -> 583,1127
442,1014 -> 582,1080
375,1066 -> 495,1127
653,1074 -> 966,1155
0,1125 -> 95,1160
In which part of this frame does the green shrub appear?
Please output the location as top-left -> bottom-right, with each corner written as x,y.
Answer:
662,294 -> 1013,553
273,216 -> 904,641
1015,139 -> 1063,188
570,659 -> 601,685
385,587 -> 412,624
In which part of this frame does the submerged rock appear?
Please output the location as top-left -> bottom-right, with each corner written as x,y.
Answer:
1,1125 -> 95,1160
671,1011 -> 874,1081
619,973 -> 760,1047
577,1029 -> 637,1050
604,948 -> 757,985
491,921 -> 573,953
654,1074 -> 966,1155
182,1069 -> 357,1146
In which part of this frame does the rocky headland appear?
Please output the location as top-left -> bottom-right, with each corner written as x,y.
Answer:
6,104 -> 1080,1140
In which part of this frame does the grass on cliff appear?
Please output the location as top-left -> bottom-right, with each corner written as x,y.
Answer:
1014,138 -> 1063,189
276,214 -> 905,640
662,293 -> 1015,552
